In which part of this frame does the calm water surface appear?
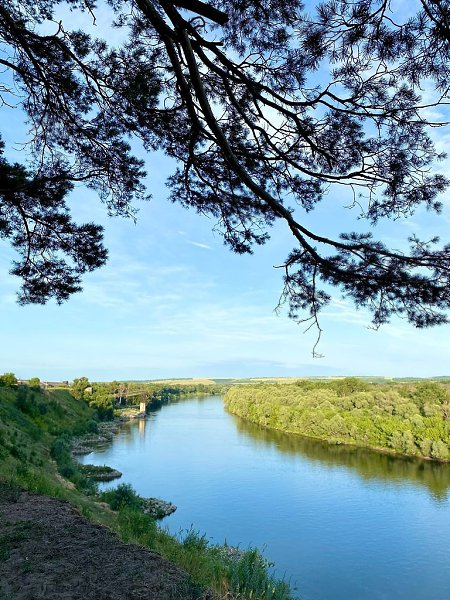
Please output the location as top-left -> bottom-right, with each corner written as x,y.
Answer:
82,396 -> 450,600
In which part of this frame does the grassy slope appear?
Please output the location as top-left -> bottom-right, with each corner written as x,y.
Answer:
0,385 -> 293,600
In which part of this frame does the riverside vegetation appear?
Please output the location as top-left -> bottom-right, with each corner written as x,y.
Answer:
225,379 -> 450,461
0,379 -> 293,600
70,377 -> 226,420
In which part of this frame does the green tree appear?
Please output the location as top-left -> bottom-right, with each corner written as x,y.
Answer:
431,441 -> 449,461
420,439 -> 433,458
28,377 -> 41,389
71,377 -> 90,401
401,431 -> 417,456
334,378 -> 369,398
1,1 -> 450,346
0,372 -> 18,387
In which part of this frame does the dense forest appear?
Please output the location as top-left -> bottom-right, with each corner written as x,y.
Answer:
225,379 -> 450,461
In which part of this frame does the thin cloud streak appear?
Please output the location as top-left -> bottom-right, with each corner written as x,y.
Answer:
188,241 -> 212,250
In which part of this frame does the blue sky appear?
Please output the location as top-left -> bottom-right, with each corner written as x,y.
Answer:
1,3 -> 450,382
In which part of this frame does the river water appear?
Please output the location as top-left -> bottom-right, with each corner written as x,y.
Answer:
82,395 -> 450,600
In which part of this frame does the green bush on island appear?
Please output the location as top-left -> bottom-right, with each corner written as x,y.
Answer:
78,464 -> 122,481
225,379 -> 450,461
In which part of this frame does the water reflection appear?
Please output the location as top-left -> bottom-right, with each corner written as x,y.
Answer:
138,418 -> 146,438
231,412 -> 450,502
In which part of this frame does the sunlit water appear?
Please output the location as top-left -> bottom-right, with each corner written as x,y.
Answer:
82,396 -> 450,600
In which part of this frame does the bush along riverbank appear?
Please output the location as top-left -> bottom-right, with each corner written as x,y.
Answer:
225,379 -> 450,461
0,383 -> 294,600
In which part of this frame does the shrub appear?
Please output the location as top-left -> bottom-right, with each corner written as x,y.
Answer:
97,406 -> 114,421
86,419 -> 98,433
59,463 -> 76,478
37,402 -> 48,415
101,483 -> 142,510
182,529 -> 209,552
15,386 -> 29,412
50,436 -> 71,463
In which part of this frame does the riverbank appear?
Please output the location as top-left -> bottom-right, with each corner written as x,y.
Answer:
0,384 -> 294,600
224,379 -> 450,461
60,389 -> 450,600
0,484 -> 200,600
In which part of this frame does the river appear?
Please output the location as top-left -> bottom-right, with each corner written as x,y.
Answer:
81,395 -> 450,600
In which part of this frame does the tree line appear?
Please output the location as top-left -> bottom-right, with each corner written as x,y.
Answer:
71,377 -> 223,419
225,379 -> 450,461
0,373 -> 222,421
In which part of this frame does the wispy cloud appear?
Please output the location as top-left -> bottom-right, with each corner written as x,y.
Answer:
187,241 -> 212,250
322,298 -> 371,327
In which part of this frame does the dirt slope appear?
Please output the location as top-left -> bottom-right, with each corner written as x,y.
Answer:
0,489 -> 200,600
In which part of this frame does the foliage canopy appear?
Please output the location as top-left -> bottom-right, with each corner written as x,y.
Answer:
225,379 -> 450,460
0,372 -> 17,387
1,0 -> 450,347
